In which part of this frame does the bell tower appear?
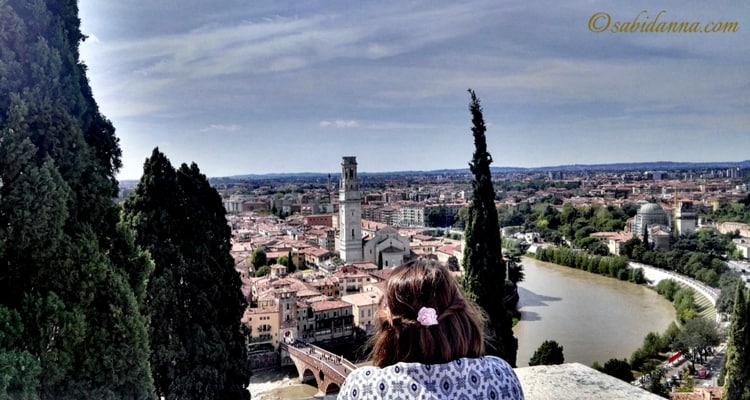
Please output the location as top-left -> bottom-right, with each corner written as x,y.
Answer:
339,156 -> 363,262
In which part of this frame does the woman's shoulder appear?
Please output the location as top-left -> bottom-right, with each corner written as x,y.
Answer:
338,357 -> 523,399
346,356 -> 514,376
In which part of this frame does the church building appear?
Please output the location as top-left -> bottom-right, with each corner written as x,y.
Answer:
337,156 -> 411,266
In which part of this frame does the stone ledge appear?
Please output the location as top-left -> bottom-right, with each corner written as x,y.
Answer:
515,363 -> 662,399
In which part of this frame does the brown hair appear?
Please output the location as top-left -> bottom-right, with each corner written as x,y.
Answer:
369,259 -> 486,367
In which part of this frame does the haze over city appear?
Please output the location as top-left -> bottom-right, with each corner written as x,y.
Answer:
78,0 -> 750,180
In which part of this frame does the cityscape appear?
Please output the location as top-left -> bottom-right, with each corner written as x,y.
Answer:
2,1 -> 749,399
176,156 -> 750,399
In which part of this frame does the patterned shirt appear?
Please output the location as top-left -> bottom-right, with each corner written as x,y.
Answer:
337,356 -> 524,400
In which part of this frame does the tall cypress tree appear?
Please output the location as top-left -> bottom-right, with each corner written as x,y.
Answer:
123,149 -> 251,400
721,283 -> 750,400
461,89 -> 518,367
0,1 -> 155,398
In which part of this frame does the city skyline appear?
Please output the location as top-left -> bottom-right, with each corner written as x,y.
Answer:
78,1 -> 750,180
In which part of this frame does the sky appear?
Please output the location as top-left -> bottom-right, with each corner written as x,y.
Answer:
77,0 -> 750,180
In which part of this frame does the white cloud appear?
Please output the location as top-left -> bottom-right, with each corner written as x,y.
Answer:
200,124 -> 241,133
319,120 -> 359,128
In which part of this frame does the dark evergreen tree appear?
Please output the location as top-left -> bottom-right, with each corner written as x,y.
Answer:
460,89 -> 518,366
506,252 -> 525,285
597,358 -> 634,383
123,149 -> 251,400
528,340 -> 565,366
287,250 -> 297,273
721,283 -> 750,400
0,1 -> 154,398
447,255 -> 460,272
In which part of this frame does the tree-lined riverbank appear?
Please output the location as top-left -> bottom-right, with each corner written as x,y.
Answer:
514,257 -> 676,367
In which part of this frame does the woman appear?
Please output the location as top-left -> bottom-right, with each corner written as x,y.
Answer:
337,259 -> 524,399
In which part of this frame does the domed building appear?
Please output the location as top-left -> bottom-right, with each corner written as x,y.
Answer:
633,202 -> 671,249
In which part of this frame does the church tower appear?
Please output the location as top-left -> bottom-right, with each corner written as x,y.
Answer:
339,156 -> 363,262
674,201 -> 696,236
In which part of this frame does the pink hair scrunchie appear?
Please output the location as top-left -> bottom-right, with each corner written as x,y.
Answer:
417,307 -> 438,326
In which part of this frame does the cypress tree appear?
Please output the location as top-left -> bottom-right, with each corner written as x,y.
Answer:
123,149 -> 251,400
461,89 -> 518,366
0,1 -> 155,398
721,283 -> 750,400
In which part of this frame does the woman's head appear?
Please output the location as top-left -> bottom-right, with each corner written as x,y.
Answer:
370,259 -> 486,367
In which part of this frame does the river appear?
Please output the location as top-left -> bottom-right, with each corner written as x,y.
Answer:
513,256 -> 676,367
249,256 -> 677,397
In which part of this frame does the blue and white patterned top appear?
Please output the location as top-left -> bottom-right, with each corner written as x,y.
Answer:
337,356 -> 524,400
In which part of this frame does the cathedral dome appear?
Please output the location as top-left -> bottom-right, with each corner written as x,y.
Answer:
638,203 -> 665,215
633,202 -> 669,237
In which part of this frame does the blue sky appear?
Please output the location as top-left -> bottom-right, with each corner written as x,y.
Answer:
78,0 -> 750,179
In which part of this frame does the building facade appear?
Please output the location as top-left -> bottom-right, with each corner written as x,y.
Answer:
674,201 -> 697,236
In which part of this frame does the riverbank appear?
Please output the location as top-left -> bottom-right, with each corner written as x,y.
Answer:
514,256 -> 676,367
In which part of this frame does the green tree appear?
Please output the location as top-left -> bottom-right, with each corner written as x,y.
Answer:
506,252 -> 525,285
596,358 -> 634,383
460,89 -> 517,366
122,149 -> 250,400
0,2 -> 154,398
0,306 -> 41,399
678,368 -> 695,393
251,247 -> 268,271
288,251 -> 297,273
721,283 -> 750,400
673,317 -> 719,367
646,368 -> 668,397
717,273 -> 744,314
529,340 -> 565,366
447,255 -> 460,272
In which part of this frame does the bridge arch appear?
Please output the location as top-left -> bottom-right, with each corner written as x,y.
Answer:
281,342 -> 354,395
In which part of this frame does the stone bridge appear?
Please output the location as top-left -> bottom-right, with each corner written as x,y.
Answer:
281,342 -> 358,395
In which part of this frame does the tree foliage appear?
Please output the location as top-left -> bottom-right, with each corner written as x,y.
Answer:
0,1 -> 154,398
673,317 -> 719,366
595,358 -> 634,383
447,255 -> 460,272
251,247 -> 267,270
717,273 -> 744,314
460,89 -> 517,366
122,149 -> 250,400
721,283 -> 750,400
528,340 -> 565,366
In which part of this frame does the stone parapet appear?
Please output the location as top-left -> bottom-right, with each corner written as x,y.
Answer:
515,363 -> 663,399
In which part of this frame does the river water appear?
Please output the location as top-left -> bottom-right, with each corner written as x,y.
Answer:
514,256 -> 676,367
249,256 -> 677,397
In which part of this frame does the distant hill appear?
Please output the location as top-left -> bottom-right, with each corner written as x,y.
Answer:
211,160 -> 750,180
119,160 -> 750,185
526,160 -> 750,173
